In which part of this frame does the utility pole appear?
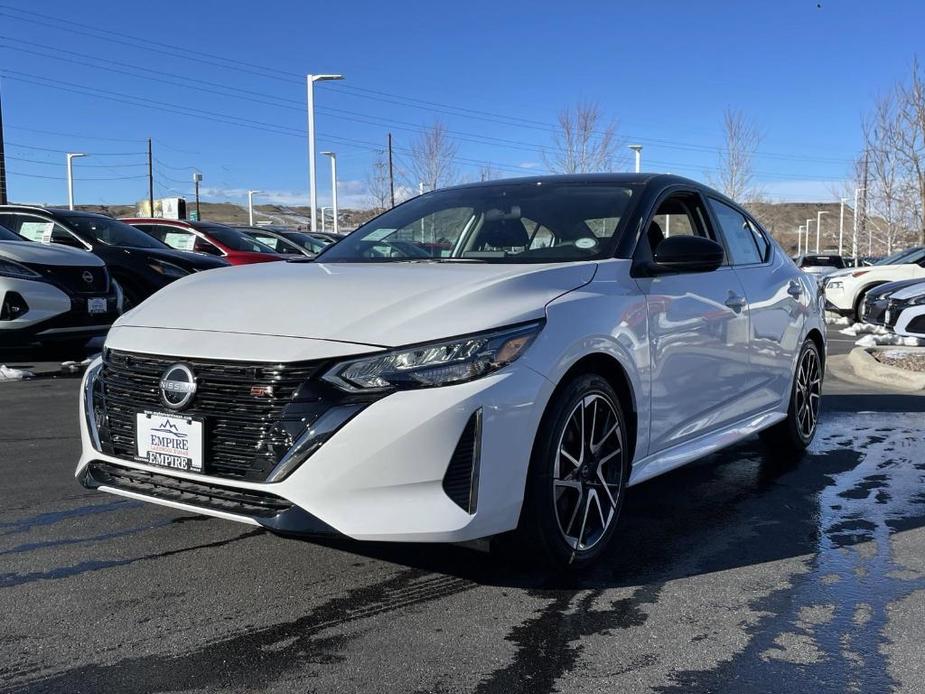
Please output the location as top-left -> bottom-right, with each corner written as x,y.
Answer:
0,84 -> 7,205
838,198 -> 846,256
147,138 -> 154,217
387,132 -> 395,208
193,172 -> 202,220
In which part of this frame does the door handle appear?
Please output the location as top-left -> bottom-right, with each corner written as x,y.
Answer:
788,281 -> 803,298
725,294 -> 747,312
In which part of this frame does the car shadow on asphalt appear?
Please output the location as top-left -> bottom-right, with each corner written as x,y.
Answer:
296,416 -> 925,593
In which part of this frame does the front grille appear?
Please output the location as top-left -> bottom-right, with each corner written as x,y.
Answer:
442,410 -> 482,514
98,350 -> 322,481
28,265 -> 110,295
86,461 -> 292,517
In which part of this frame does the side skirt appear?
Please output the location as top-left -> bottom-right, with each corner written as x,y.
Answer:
627,409 -> 786,487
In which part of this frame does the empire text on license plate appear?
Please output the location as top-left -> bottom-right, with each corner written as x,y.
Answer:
136,412 -> 204,472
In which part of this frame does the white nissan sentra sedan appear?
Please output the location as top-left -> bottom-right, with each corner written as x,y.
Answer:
77,174 -> 825,568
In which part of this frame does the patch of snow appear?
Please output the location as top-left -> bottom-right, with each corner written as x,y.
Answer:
0,365 -> 35,381
856,333 -> 925,348
825,313 -> 851,326
880,349 -> 925,358
59,357 -> 95,374
840,323 -> 890,337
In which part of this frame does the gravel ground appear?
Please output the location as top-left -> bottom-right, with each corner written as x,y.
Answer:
873,349 -> 925,372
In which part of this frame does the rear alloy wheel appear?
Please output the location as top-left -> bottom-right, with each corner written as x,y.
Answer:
517,374 -> 628,569
760,339 -> 822,452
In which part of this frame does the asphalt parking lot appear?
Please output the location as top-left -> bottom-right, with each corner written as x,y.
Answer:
1,328 -> 924,693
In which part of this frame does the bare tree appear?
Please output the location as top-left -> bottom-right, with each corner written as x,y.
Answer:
366,150 -> 392,212
544,102 -> 622,174
710,108 -> 761,201
405,121 -> 459,192
893,57 -> 925,244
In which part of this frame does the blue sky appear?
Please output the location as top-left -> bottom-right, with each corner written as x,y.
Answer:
1,0 -> 922,208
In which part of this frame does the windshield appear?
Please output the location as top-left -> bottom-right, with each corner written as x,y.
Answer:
318,183 -> 635,263
239,229 -> 305,255
60,213 -> 168,249
192,223 -> 277,253
874,247 -> 921,265
0,224 -> 19,241
279,231 -> 326,254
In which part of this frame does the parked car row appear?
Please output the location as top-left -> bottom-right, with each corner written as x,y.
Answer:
821,246 -> 925,321
0,205 -> 319,349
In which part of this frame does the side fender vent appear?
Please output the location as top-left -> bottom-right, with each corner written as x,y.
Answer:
441,409 -> 482,514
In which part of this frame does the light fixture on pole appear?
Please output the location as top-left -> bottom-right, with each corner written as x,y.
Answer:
320,206 -> 332,233
321,151 -> 338,235
193,172 -> 203,220
815,210 -> 829,254
306,73 -> 344,233
628,144 -> 643,173
66,152 -> 87,210
247,190 -> 261,226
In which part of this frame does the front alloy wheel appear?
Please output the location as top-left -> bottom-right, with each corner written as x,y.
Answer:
553,393 -> 624,554
516,373 -> 628,569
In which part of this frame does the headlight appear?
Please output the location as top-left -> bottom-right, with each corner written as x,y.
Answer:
0,258 -> 41,279
826,280 -> 843,290
147,260 -> 189,279
83,358 -> 105,451
907,294 -> 925,306
322,321 -> 543,392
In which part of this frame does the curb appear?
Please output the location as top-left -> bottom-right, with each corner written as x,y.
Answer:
845,347 -> 925,391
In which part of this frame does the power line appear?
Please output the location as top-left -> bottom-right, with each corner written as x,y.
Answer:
0,7 -> 857,167
7,169 -> 147,181
4,140 -> 144,156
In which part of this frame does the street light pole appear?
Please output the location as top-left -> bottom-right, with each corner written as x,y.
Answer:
306,73 -> 344,232
852,187 -> 863,264
66,152 -> 86,210
815,210 -> 829,254
629,144 -> 643,173
320,206 -> 332,233
797,225 -> 804,256
321,151 -> 338,235
247,190 -> 261,226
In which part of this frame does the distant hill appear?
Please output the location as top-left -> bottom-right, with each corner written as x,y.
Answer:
71,199 -> 901,257
73,201 -> 376,231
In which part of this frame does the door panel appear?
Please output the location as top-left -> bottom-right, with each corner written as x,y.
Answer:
638,266 -> 752,453
734,252 -> 807,411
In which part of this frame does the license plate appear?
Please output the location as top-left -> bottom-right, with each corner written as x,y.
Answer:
88,297 -> 108,314
136,412 -> 204,473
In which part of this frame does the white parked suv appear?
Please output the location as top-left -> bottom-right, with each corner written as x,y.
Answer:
823,246 -> 925,320
0,224 -> 120,348
77,175 -> 825,568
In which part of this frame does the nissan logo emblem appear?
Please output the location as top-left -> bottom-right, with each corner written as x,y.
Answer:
159,364 -> 197,410
82,270 -> 94,284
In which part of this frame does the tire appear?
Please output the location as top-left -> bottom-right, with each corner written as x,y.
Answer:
514,373 -> 629,570
760,339 -> 822,454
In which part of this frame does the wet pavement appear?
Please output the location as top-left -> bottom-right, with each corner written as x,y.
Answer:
1,336 -> 924,693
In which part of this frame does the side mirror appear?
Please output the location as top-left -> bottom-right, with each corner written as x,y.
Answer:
652,235 -> 725,274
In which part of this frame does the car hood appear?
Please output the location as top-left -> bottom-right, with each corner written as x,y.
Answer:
116,260 -> 598,346
138,246 -> 229,269
888,280 -> 925,301
0,240 -> 103,267
827,264 -> 916,280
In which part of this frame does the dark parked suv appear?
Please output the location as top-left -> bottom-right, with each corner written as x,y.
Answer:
0,206 -> 229,308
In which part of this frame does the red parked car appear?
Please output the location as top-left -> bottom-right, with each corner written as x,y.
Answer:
121,219 -> 285,265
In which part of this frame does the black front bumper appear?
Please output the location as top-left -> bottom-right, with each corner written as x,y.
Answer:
824,300 -> 855,318
81,460 -> 341,537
